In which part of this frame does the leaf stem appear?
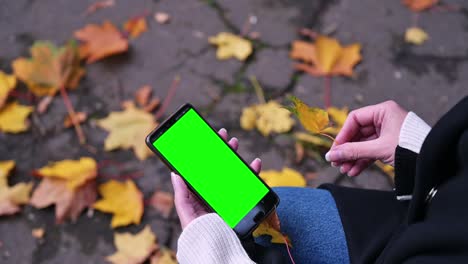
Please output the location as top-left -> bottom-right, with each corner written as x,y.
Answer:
155,75 -> 181,120
324,76 -> 331,108
249,75 -> 266,104
319,132 -> 335,142
59,85 -> 86,144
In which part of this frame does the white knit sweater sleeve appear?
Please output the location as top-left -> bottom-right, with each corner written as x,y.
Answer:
177,213 -> 255,264
398,112 -> 432,154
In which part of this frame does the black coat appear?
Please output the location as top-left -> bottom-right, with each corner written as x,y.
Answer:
320,97 -> 468,263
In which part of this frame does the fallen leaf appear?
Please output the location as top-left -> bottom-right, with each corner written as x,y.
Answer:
294,132 -> 332,148
30,178 -> 97,223
150,249 -> 177,264
124,16 -> 148,39
135,85 -> 152,107
253,210 -> 291,246
143,98 -> 161,113
97,104 -> 157,160
107,225 -> 158,264
75,21 -> 129,63
149,191 -> 174,218
37,96 -> 54,114
209,32 -> 252,61
375,161 -> 395,179
291,36 -> 362,77
0,71 -> 17,109
32,228 -> 45,239
323,106 -> 348,135
33,157 -> 97,190
84,0 -> 115,16
403,0 -> 438,12
154,12 -> 171,24
12,41 -> 85,96
93,180 -> 144,228
287,96 -> 330,134
405,27 -> 429,45
240,101 -> 295,136
0,102 -> 33,133
260,167 -> 306,187
64,112 -> 87,128
0,160 -> 33,216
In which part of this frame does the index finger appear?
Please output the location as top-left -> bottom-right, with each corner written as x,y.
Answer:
334,104 -> 380,147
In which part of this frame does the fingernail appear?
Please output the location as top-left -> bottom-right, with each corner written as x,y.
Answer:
331,162 -> 337,167
254,158 -> 261,163
231,137 -> 238,142
325,151 -> 331,162
170,172 -> 177,190
219,128 -> 227,134
340,166 -> 346,174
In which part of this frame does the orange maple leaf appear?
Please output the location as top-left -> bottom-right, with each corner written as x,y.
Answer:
74,21 -> 129,63
403,0 -> 438,12
290,35 -> 362,77
123,16 -> 148,39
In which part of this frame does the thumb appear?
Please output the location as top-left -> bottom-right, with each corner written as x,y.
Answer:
325,139 -> 384,163
171,172 -> 188,199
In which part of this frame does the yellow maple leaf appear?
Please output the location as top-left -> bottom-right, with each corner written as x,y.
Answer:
75,20 -> 129,64
12,41 -> 85,96
94,180 -> 144,228
323,106 -> 349,135
253,210 -> 291,246
405,27 -> 429,45
123,16 -> 148,39
287,97 -> 330,134
97,104 -> 156,160
150,249 -> 177,264
294,132 -> 332,148
0,160 -> 33,216
209,32 -> 253,61
0,71 -> 17,109
375,160 -> 395,179
0,102 -> 33,133
403,0 -> 438,12
260,167 -> 306,187
240,101 -> 295,136
33,157 -> 97,190
107,225 -> 158,264
290,35 -> 362,77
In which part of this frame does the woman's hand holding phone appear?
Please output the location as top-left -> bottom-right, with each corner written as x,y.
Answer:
171,128 -> 262,229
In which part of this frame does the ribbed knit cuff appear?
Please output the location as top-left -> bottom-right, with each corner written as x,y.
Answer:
177,213 -> 254,264
398,112 -> 431,154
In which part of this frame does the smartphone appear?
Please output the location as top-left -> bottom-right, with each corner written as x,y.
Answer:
145,103 -> 279,238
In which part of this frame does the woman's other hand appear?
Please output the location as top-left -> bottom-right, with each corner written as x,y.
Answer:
171,128 -> 262,229
325,101 -> 408,177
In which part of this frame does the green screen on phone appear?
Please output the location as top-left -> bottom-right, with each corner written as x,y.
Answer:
152,108 -> 269,228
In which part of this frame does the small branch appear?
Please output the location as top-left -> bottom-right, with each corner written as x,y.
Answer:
155,75 -> 181,120
324,76 -> 331,108
249,75 -> 266,104
59,85 -> 86,144
319,132 -> 335,142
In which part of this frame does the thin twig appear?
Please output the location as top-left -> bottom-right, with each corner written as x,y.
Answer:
319,132 -> 335,142
155,75 -> 181,120
324,76 -> 331,108
59,85 -> 86,144
249,75 -> 266,104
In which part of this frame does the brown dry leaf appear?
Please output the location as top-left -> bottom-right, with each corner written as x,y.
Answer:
149,191 -> 174,218
0,102 -> 33,133
97,104 -> 157,160
32,228 -> 45,239
240,101 -> 295,136
30,178 -> 97,223
260,167 -> 306,187
12,41 -> 85,96
405,27 -> 429,45
209,32 -> 253,61
0,160 -> 33,216
291,36 -> 362,77
75,21 -> 129,63
135,85 -> 152,107
107,225 -> 158,264
154,12 -> 171,24
143,98 -> 161,113
124,16 -> 148,39
64,112 -> 87,128
150,249 -> 177,264
0,71 -> 17,109
403,0 -> 438,11
253,210 -> 291,246
287,96 -> 330,134
93,180 -> 144,228
33,157 -> 97,190
84,0 -> 115,16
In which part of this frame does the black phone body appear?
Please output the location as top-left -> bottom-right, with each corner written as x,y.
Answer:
145,103 -> 279,239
